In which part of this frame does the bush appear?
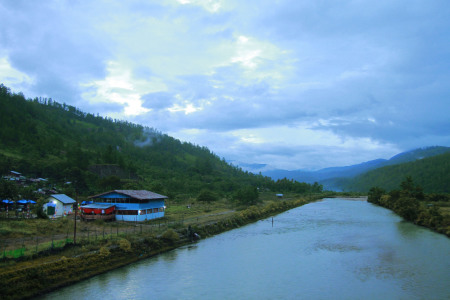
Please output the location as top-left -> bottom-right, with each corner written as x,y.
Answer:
161,229 -> 179,244
234,186 -> 260,206
118,238 -> 131,252
99,246 -> 111,257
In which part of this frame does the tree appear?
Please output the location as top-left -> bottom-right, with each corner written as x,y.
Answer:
400,176 -> 424,200
197,190 -> 218,204
368,187 -> 385,204
99,175 -> 122,190
394,196 -> 420,221
235,186 -> 259,206
0,179 -> 19,200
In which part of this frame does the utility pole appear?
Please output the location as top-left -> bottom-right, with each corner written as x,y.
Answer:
74,189 -> 78,244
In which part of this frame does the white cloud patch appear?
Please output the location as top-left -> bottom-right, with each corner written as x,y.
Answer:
177,0 -> 224,13
0,56 -> 34,88
81,61 -> 165,116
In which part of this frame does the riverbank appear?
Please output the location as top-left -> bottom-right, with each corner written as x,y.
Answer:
0,196 -> 318,299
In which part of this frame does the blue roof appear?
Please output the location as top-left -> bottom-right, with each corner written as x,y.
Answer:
50,194 -> 76,204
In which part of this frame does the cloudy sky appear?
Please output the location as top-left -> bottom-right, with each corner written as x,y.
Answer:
1,0 -> 449,171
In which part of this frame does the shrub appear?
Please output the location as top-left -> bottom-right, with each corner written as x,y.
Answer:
118,238 -> 131,252
161,229 -> 179,244
99,246 -> 111,257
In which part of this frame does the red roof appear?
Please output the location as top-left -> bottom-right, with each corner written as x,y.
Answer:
89,190 -> 168,200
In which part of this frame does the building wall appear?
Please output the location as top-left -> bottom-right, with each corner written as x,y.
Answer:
47,197 -> 74,217
93,195 -> 165,222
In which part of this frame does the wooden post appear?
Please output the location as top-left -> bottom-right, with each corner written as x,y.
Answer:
74,195 -> 78,245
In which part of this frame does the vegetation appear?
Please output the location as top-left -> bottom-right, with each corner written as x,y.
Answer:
0,195 -> 319,299
344,152 -> 450,193
0,83 -> 322,201
368,177 -> 450,236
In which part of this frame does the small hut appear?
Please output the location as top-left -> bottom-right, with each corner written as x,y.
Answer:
44,194 -> 76,217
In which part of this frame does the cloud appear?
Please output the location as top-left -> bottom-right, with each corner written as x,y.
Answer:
1,0 -> 449,170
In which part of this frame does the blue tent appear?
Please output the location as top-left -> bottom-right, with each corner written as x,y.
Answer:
27,200 -> 36,204
2,200 -> 14,204
17,199 -> 28,204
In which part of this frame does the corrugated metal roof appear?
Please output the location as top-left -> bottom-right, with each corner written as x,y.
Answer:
89,190 -> 168,200
50,194 -> 76,204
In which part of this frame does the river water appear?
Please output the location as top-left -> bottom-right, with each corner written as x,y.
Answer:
41,198 -> 450,299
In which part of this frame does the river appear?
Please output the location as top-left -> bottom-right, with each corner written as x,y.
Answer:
40,198 -> 450,299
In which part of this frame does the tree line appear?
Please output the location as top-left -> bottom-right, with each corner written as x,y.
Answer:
368,176 -> 449,236
0,84 -> 323,203
344,152 -> 450,193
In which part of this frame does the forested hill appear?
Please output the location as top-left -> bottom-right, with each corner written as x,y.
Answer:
342,152 -> 450,193
0,84 -> 322,198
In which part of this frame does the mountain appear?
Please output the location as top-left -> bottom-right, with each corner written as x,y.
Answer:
262,146 -> 450,191
0,84 -> 322,198
342,152 -> 450,193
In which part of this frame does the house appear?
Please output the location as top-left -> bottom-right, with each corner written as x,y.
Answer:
88,190 -> 167,222
43,194 -> 76,217
10,170 -> 21,178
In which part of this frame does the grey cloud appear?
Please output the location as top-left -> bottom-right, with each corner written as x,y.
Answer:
2,0 -> 450,170
0,1 -> 110,102
141,92 -> 174,110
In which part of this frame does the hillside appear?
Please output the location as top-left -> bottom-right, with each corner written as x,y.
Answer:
0,84 -> 322,199
262,146 -> 450,191
343,152 -> 450,193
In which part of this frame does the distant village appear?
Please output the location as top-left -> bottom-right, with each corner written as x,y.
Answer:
1,170 -> 167,222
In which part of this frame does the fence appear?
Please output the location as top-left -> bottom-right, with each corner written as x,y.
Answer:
0,206 -> 238,260
0,217 -> 194,260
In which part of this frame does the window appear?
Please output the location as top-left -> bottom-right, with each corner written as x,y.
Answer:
153,208 -> 158,213
159,207 -> 164,212
116,210 -> 138,215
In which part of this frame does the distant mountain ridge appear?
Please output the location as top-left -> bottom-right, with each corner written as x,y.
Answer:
342,151 -> 450,193
261,146 -> 450,191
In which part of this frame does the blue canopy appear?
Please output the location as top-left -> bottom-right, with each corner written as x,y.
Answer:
27,200 -> 36,204
17,199 -> 28,204
46,203 -> 56,207
2,200 -> 14,204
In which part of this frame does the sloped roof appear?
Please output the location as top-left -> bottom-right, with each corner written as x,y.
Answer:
50,194 -> 76,204
89,190 -> 168,200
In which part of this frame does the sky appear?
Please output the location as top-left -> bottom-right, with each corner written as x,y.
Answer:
1,0 -> 450,171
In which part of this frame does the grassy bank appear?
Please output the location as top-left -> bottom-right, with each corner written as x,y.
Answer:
0,194 -> 320,299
